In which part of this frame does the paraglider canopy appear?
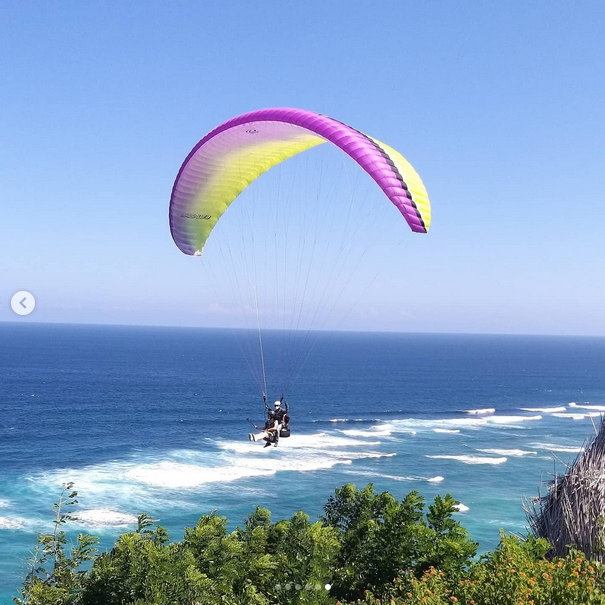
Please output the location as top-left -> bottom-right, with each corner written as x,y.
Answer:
169,108 -> 431,256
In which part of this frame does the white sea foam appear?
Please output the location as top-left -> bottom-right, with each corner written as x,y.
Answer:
552,413 -> 584,420
126,461 -> 276,488
465,408 -> 495,415
343,470 -> 418,482
128,451 -> 400,489
29,424 -> 396,496
314,418 -> 380,423
126,438 -> 397,489
283,433 -> 383,448
388,414 -> 541,434
569,403 -> 605,411
75,508 -> 138,528
221,433 -> 380,450
16,415 -> 385,508
0,499 -> 10,509
488,415 -> 542,424
343,469 -> 441,483
521,406 -> 567,413
433,428 -> 460,434
390,418 -> 488,432
340,426 -> 394,438
427,455 -> 507,465
454,503 -> 470,513
553,412 -> 600,420
283,456 -> 355,471
31,454 -> 265,496
214,441 -> 261,454
532,443 -> 585,453
29,462 -> 152,502
477,448 -> 536,457
0,516 -> 28,530
359,452 -> 397,459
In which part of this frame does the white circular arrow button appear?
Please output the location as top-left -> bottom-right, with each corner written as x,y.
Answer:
11,291 -> 36,316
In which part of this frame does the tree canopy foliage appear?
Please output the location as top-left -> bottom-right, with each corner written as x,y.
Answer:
13,483 -> 605,605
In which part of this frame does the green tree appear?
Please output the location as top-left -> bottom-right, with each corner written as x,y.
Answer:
82,513 -> 217,605
321,483 -> 477,601
15,483 -> 99,605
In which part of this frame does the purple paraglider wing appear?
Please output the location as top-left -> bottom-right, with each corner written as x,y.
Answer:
169,108 -> 430,255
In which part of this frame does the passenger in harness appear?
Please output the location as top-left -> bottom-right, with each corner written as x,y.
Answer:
275,399 -> 290,438
248,397 -> 290,448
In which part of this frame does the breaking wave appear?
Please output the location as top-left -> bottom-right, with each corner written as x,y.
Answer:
521,406 -> 566,413
489,415 -> 542,425
311,418 -> 381,424
569,401 -> 605,412
342,470 -> 444,484
477,448 -> 537,457
569,402 -> 605,411
339,426 -> 395,438
75,508 -> 138,528
30,427 -> 397,494
221,433 -> 381,450
531,443 -> 585,453
427,455 -> 507,465
343,470 -> 419,482
387,414 -> 541,433
126,460 -> 275,488
454,503 -> 470,512
553,412 -> 601,420
0,515 -> 28,530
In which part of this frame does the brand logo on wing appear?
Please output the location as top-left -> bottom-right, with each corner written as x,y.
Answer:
181,214 -> 212,220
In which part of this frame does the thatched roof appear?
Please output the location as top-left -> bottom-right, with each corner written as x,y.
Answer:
525,417 -> 605,561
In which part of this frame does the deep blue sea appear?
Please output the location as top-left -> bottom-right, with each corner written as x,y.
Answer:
2,323 -> 605,602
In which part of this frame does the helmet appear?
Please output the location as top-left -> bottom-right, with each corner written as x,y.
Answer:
274,400 -> 281,408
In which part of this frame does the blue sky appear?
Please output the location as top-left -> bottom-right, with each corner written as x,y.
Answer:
1,1 -> 603,335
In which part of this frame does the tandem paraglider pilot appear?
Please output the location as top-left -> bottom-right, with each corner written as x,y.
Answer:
249,397 -> 290,448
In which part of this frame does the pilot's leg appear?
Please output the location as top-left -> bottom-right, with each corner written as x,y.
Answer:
249,430 -> 269,442
274,424 -> 282,446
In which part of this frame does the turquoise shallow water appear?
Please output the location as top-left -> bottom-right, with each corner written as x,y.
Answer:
1,323 -> 605,602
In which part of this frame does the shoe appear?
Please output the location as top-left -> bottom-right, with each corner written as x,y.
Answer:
263,441 -> 271,448
248,433 -> 255,442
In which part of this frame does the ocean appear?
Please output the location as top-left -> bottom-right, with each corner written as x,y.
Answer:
1,323 -> 605,602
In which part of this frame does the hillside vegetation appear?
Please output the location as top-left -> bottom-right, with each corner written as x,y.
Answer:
14,483 -> 605,605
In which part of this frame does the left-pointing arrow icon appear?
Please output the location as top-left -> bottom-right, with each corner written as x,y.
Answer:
11,291 -> 36,316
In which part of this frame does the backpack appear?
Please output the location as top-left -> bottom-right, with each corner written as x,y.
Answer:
279,413 -> 290,438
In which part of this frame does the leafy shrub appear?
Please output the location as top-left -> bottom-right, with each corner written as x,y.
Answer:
15,483 -> 605,605
344,535 -> 605,605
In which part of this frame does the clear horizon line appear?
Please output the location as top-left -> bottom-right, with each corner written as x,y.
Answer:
1,319 -> 604,339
